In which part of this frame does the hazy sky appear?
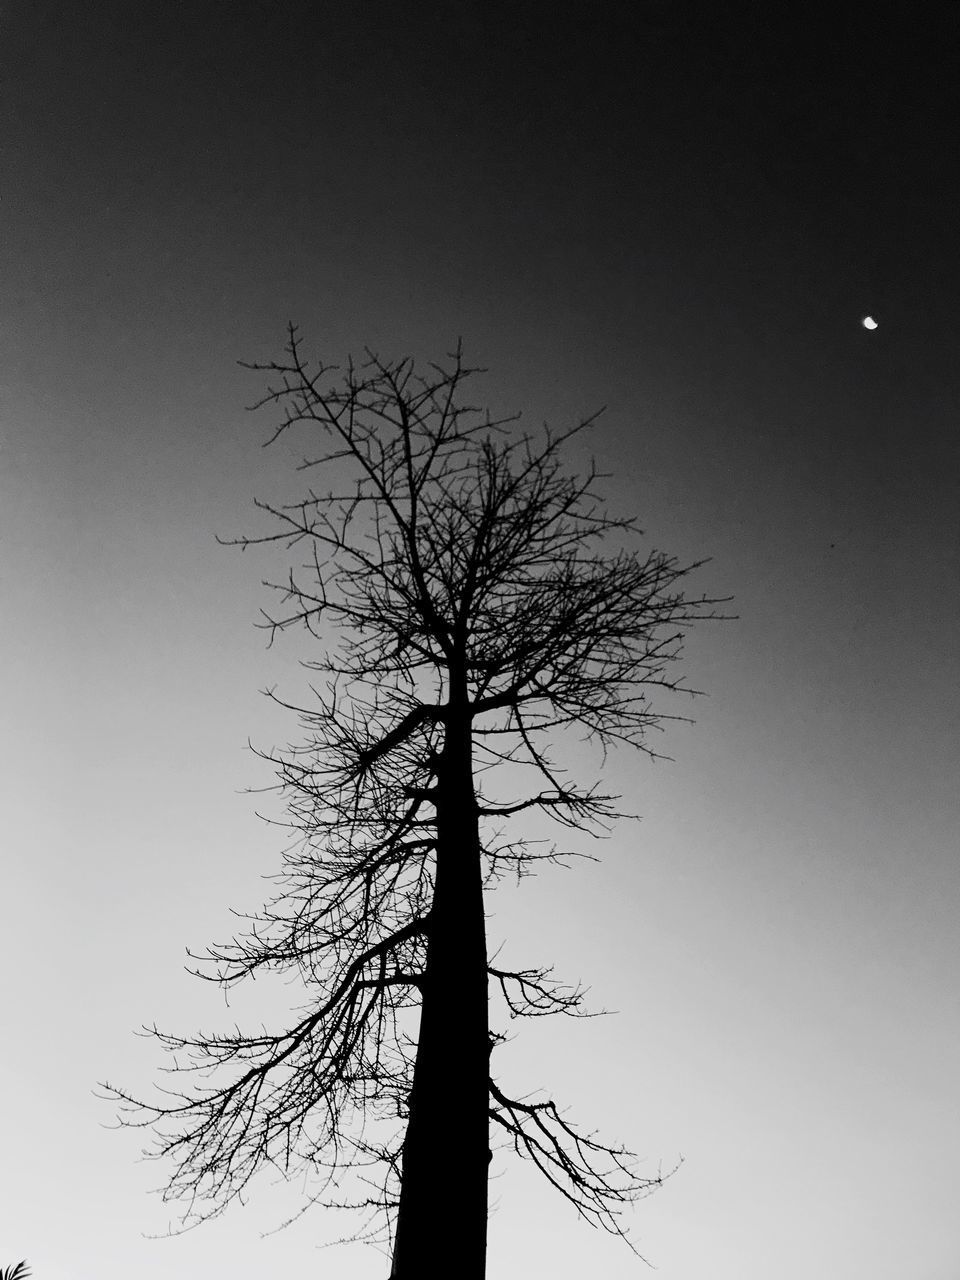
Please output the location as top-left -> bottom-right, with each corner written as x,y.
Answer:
2,5 -> 958,1278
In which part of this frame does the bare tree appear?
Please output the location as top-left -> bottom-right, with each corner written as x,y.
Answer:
104,332 -> 725,1278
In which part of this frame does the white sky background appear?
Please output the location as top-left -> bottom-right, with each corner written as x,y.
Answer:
2,5 -> 959,1277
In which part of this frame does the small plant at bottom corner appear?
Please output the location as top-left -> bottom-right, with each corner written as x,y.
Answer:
0,1262 -> 31,1280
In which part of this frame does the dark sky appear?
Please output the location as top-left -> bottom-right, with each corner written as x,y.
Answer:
2,5 -> 958,1278
4,3 -> 958,538
7,3 -> 959,345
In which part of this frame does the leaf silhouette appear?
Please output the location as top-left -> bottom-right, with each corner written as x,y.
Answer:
1,1263 -> 32,1280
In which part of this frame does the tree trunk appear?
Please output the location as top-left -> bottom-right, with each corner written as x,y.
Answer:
390,688 -> 488,1279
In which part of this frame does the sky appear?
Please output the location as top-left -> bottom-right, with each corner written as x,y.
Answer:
2,3 -> 959,1277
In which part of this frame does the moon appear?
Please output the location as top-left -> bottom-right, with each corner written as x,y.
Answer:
861,315 -> 878,330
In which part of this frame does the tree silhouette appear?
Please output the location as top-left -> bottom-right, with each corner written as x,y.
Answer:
104,332 -> 725,1277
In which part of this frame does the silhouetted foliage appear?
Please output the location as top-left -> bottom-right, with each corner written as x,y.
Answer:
0,1262 -> 32,1280
104,333 -> 725,1276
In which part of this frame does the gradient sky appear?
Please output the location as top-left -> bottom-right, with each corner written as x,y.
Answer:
2,4 -> 959,1278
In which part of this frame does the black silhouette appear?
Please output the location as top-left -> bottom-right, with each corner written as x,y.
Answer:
0,1263 -> 32,1280
104,332 -> 724,1278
